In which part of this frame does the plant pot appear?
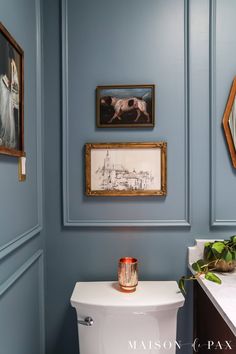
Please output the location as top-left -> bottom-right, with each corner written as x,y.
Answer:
203,244 -> 236,272
207,259 -> 236,272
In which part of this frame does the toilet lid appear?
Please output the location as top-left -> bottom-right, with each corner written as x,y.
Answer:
71,281 -> 185,312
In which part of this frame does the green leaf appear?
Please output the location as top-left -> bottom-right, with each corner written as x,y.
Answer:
192,262 -> 200,272
178,277 -> 186,294
205,247 -> 217,261
232,251 -> 236,260
222,250 -> 233,262
192,259 -> 205,272
211,242 -> 225,255
198,259 -> 206,267
204,242 -> 211,248
205,272 -> 222,284
230,235 -> 236,244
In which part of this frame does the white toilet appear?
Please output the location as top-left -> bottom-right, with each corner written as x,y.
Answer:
71,281 -> 185,354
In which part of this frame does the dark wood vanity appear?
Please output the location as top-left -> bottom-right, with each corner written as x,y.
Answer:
194,282 -> 236,354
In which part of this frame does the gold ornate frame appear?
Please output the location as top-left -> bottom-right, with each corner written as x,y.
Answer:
0,22 -> 24,157
96,84 -> 155,128
85,142 -> 167,197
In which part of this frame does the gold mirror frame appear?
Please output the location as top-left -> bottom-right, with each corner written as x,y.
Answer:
222,77 -> 236,168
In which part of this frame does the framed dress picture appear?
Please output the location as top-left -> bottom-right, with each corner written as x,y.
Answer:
0,22 -> 24,157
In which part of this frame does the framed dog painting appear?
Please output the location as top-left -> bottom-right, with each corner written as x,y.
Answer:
0,22 -> 24,157
96,85 -> 155,128
85,142 -> 167,197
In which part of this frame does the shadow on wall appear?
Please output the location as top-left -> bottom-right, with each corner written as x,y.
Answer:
52,306 -> 79,354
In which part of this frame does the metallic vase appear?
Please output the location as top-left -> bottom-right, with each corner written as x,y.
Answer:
118,257 -> 138,292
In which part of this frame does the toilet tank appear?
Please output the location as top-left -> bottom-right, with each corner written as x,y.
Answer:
71,281 -> 185,354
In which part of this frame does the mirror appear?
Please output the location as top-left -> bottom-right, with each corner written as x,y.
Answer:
228,97 -> 236,150
222,77 -> 236,168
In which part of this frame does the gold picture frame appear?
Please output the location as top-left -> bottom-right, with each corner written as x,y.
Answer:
0,22 -> 24,157
85,142 -> 167,197
96,85 -> 155,128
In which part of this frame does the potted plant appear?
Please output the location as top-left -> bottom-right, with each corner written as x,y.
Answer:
179,236 -> 236,294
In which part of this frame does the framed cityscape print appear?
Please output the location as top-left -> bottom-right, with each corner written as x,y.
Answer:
96,85 -> 155,128
85,142 -> 167,196
0,22 -> 24,157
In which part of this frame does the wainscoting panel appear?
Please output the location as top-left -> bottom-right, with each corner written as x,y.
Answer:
62,0 -> 190,227
0,250 -> 45,354
210,0 -> 236,226
0,1 -> 45,353
0,0 -> 43,256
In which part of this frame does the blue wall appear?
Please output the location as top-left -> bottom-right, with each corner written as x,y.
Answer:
43,0 -> 236,354
0,0 -> 44,354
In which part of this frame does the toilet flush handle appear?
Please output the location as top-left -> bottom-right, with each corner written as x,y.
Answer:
77,316 -> 94,326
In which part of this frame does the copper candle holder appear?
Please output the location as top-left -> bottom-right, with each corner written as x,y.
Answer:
118,257 -> 138,292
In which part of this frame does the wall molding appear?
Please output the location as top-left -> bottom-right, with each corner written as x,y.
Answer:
209,0 -> 236,227
62,0 -> 191,227
0,250 -> 45,354
0,0 -> 43,259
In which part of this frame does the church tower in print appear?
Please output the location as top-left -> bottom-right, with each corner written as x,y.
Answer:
104,150 -> 112,172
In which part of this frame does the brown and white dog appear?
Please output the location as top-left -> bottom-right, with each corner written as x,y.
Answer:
101,96 -> 150,123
